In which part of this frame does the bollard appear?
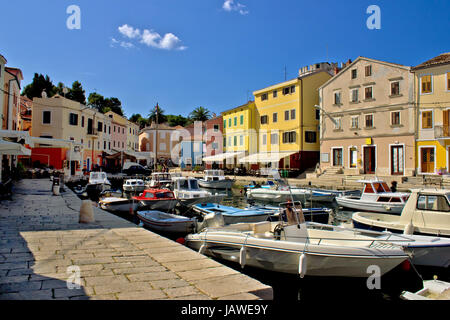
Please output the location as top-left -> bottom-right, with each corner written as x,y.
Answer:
52,185 -> 60,196
79,200 -> 95,223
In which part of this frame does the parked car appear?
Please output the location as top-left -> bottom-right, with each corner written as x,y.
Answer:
122,163 -> 151,176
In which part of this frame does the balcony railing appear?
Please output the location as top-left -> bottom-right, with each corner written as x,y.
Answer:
434,125 -> 450,139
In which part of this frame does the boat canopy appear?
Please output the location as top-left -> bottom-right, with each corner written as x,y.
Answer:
202,152 -> 244,162
239,151 -> 296,163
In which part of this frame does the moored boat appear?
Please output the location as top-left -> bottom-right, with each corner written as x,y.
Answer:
146,172 -> 173,189
336,179 -> 410,214
198,170 -> 234,189
99,197 -> 138,213
123,179 -> 145,193
185,218 -> 408,277
352,188 -> 450,237
401,279 -> 450,300
85,172 -> 112,199
172,177 -> 226,207
132,189 -> 178,211
137,210 -> 196,234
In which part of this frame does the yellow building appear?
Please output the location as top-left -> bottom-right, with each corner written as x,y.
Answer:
243,63 -> 334,171
413,53 -> 450,174
221,101 -> 258,168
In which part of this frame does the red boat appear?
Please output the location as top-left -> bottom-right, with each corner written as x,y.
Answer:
132,189 -> 178,211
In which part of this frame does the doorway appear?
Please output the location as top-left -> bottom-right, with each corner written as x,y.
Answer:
391,145 -> 404,175
420,147 -> 435,173
363,146 -> 376,174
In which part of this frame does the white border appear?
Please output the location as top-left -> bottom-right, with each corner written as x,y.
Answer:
419,74 -> 433,95
348,146 -> 358,169
331,146 -> 344,167
389,143 -> 405,176
420,109 -> 434,130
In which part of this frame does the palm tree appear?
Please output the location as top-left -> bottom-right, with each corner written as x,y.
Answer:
189,106 -> 211,122
148,103 -> 167,124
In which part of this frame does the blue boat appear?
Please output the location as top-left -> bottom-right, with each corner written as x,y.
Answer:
192,203 -> 332,225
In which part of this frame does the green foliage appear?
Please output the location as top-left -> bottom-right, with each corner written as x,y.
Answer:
87,92 -> 124,115
167,114 -> 192,127
65,81 -> 86,105
148,104 -> 167,124
189,106 -> 211,122
21,73 -> 57,99
129,113 -> 149,129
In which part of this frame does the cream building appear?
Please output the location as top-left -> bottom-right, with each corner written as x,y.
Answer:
319,57 -> 416,176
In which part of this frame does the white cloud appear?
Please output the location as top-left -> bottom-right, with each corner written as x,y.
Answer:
222,0 -> 249,15
110,37 -> 135,49
118,24 -> 141,39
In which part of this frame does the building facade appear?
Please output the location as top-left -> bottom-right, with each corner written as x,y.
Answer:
319,57 -> 416,176
179,121 -> 205,169
31,95 -> 112,172
139,122 -> 177,167
412,53 -> 450,175
204,115 -> 223,169
222,101 -> 257,168
249,63 -> 333,172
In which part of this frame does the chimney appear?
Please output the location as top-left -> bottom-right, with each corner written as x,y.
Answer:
334,66 -> 340,75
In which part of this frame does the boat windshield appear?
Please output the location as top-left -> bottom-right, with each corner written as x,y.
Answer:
189,179 -> 199,190
144,192 -> 155,198
156,192 -> 173,199
179,179 -> 189,190
372,183 -> 388,193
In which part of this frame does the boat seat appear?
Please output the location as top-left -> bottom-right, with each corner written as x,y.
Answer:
252,221 -> 272,235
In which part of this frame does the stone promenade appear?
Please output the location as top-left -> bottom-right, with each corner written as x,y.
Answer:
0,179 -> 272,300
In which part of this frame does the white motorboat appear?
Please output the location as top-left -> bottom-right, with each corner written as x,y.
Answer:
352,188 -> 450,237
246,181 -> 313,203
172,177 -> 226,207
132,189 -> 178,211
185,218 -> 408,277
146,172 -> 173,189
336,179 -> 410,214
401,279 -> 450,300
137,210 -> 196,234
123,179 -> 145,193
198,170 -> 234,189
86,172 -> 112,198
99,197 -> 138,213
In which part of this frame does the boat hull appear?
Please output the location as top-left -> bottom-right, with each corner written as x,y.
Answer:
138,199 -> 178,211
186,234 -> 406,277
178,194 -> 226,207
198,179 -> 234,189
336,196 -> 405,214
137,211 -> 196,234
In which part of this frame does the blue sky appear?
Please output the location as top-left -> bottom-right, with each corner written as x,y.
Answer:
1,0 -> 449,118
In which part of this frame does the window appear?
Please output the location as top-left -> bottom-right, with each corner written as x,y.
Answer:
351,69 -> 357,79
239,135 -> 243,146
260,115 -> 268,124
315,109 -> 320,120
234,136 -> 237,146
391,111 -> 400,126
81,116 -> 85,127
334,117 -> 342,130
364,87 -> 373,100
109,126 -> 111,134
422,111 -> 433,129
43,111 -> 51,124
261,93 -> 268,101
108,142 -> 111,150
228,137 -> 232,146
262,134 -> 267,145
365,65 -> 372,77
391,81 -> 400,96
290,85 -> 295,93
212,142 -> 218,150
228,118 -> 231,127
283,87 -> 290,95
282,131 -> 296,143
421,75 -> 432,94
104,141 -> 106,149
351,116 -> 359,129
270,133 -> 278,145
234,117 -> 237,126
214,124 -> 219,132
285,110 -> 290,121
291,109 -> 296,120
69,113 -> 78,126
365,114 -> 373,128
417,195 -> 450,212
334,91 -> 341,104
305,131 -> 317,143
351,89 -> 359,102
273,112 -> 278,123
273,90 -> 278,98
223,120 -> 226,128
97,122 -> 103,132
240,115 -> 244,125
223,137 -> 226,147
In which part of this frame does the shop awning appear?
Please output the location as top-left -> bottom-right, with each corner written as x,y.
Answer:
0,140 -> 31,156
31,137 -> 83,148
239,151 -> 296,163
0,130 -> 34,147
127,151 -> 154,160
202,152 -> 244,162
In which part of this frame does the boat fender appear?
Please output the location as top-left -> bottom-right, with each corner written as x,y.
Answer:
404,222 -> 414,235
239,246 -> 247,268
298,253 -> 307,278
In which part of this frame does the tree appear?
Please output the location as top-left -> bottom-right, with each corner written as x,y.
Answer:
129,113 -> 149,129
189,106 -> 211,122
105,97 -> 123,116
66,81 -> 86,105
87,92 -> 105,111
148,104 -> 167,124
21,73 -> 56,99
88,93 -> 124,115
167,114 -> 191,127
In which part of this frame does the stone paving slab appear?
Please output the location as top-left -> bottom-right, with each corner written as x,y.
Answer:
0,179 -> 272,300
